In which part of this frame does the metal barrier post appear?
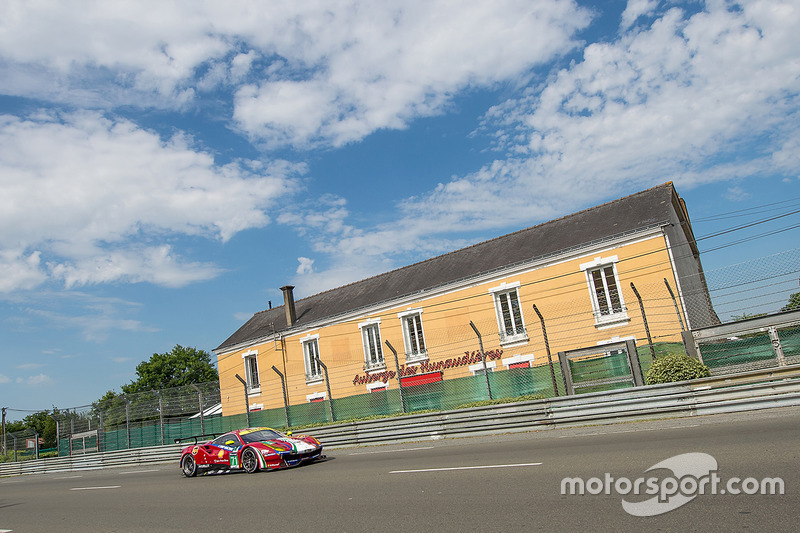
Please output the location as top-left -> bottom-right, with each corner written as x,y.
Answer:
384,340 -> 407,413
664,278 -> 686,331
271,366 -> 291,428
469,321 -> 493,400
190,384 -> 205,435
155,390 -> 164,446
630,282 -> 656,361
769,327 -> 787,366
533,304 -> 560,396
124,398 -> 131,450
314,357 -> 335,423
234,374 -> 251,427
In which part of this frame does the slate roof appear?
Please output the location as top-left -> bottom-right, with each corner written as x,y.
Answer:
215,182 -> 679,353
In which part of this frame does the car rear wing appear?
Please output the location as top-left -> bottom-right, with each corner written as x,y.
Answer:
174,433 -> 221,445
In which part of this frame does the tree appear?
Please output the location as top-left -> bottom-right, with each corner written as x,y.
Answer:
3,410 -> 60,449
121,345 -> 218,395
781,292 -> 800,312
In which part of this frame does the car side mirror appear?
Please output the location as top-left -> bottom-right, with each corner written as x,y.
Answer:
286,431 -> 293,437
225,440 -> 235,446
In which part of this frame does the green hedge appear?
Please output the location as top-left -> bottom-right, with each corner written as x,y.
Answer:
645,353 -> 710,385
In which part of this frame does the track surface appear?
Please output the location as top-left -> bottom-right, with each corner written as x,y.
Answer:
2,408 -> 798,532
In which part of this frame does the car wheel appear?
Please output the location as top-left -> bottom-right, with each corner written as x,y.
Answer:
242,448 -> 260,474
181,455 -> 197,478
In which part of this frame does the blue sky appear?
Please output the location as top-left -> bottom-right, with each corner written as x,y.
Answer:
1,0 -> 799,418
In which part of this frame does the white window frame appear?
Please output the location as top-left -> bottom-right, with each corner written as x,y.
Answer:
300,334 -> 323,383
306,392 -> 326,403
489,281 -> 528,346
580,256 -> 629,328
367,381 -> 389,392
398,309 -> 428,363
359,318 -> 385,370
502,353 -> 536,369
469,360 -> 497,376
241,349 -> 260,394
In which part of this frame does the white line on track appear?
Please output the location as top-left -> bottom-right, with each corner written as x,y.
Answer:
0,528 -> 15,532
54,475 -> 82,479
350,446 -> 435,455
390,462 -> 542,474
70,486 -> 121,491
120,469 -> 160,475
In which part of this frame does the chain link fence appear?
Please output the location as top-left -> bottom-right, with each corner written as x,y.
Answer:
3,249 -> 799,460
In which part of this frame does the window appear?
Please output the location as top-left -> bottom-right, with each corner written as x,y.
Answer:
581,256 -> 629,327
359,319 -> 385,370
489,282 -> 528,345
301,335 -> 323,382
213,433 -> 240,446
399,310 -> 427,362
242,350 -> 260,392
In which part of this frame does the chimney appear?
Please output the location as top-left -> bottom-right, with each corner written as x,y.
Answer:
280,285 -> 297,327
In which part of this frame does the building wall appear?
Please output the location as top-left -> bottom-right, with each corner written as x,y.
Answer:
217,228 -> 689,417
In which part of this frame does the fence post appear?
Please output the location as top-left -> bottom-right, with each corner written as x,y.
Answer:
271,366 -> 291,428
98,410 -> 104,453
769,326 -> 787,366
124,398 -> 131,450
155,390 -> 164,446
69,412 -> 75,456
384,340 -> 407,413
533,304 -> 560,396
469,321 -> 493,400
190,384 -> 205,435
234,374 -> 251,427
630,282 -> 656,361
314,357 -> 335,423
664,278 -> 686,331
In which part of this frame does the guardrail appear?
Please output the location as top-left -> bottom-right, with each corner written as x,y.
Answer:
3,366 -> 799,477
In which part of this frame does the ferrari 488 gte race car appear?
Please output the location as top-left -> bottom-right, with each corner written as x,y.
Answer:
178,427 -> 324,477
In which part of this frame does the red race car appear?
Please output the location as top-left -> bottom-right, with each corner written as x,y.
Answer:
178,427 -> 324,477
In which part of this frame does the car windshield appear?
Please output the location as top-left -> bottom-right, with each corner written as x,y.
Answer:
240,429 -> 285,443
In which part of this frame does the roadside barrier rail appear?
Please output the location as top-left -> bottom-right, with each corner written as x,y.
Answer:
3,366 -> 799,477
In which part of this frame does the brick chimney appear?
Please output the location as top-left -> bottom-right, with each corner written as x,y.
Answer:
280,285 -> 297,327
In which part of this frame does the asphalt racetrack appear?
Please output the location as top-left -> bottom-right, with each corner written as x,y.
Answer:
2,407 -> 798,532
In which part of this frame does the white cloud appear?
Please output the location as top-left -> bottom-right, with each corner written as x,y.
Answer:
296,257 -> 314,275
16,363 -> 45,370
621,0 -> 659,30
0,373 -> 10,384
0,1 -> 591,148
0,111 -> 302,291
0,250 -> 47,292
407,0 -> 800,230
23,373 -> 54,386
725,186 -> 751,202
287,0 -> 800,293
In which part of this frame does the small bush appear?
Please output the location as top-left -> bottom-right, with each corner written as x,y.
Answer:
645,354 -> 710,385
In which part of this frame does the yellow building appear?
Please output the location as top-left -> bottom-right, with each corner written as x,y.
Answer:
214,183 -> 716,419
